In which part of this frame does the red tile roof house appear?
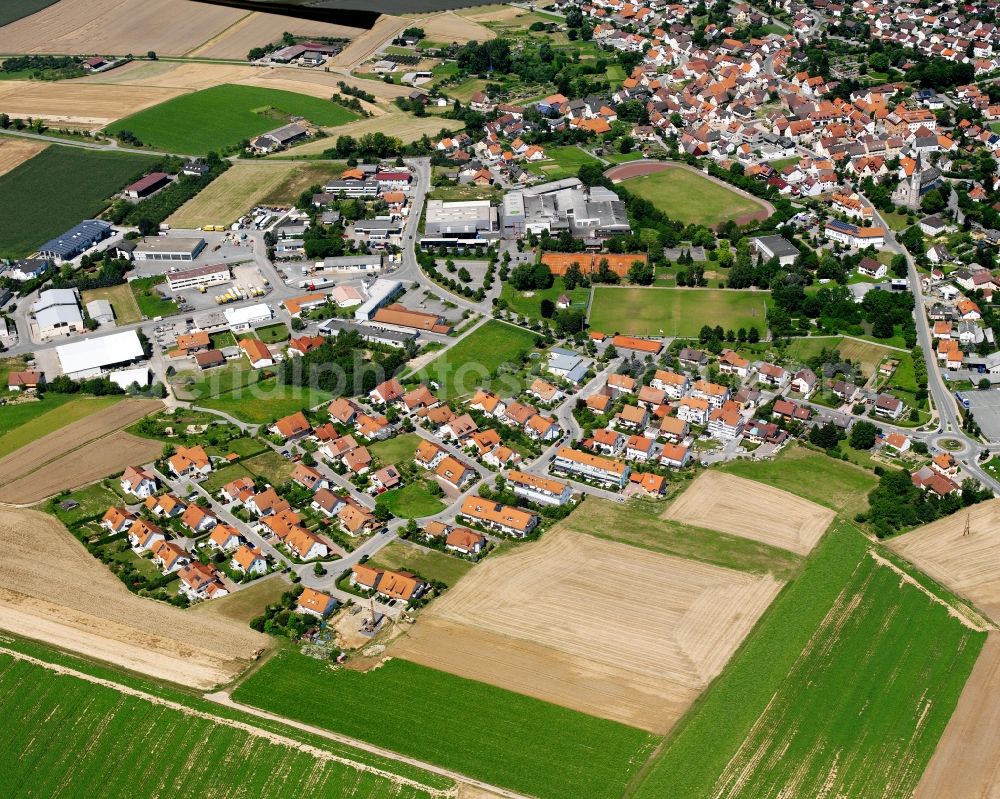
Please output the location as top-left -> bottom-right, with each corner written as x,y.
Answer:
270,411 -> 312,442
181,504 -> 218,534
231,544 -> 268,576
371,465 -> 402,492
168,445 -> 212,478
128,520 -> 165,553
297,587 -> 337,617
246,486 -> 291,518
101,506 -> 136,534
291,463 -> 327,492
178,562 -> 229,602
310,488 -> 345,518
120,465 -> 158,499
369,377 -> 404,405
446,527 -> 487,555
7,370 -> 44,392
143,493 -> 186,519
151,539 -> 191,574
221,476 -> 255,505
207,524 -> 244,552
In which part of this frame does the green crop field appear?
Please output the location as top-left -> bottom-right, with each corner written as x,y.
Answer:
0,395 -> 122,457
0,146 -> 157,258
525,145 -> 602,181
106,85 -> 360,154
631,523 -> 984,799
369,540 -> 472,586
0,651 -> 441,799
588,287 -> 770,338
412,320 -> 538,400
0,0 -> 59,26
558,496 -> 803,580
620,167 -> 767,227
233,653 -> 655,799
499,283 -> 590,320
375,482 -> 447,519
720,444 -> 877,517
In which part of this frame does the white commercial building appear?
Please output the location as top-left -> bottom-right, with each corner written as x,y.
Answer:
33,288 -> 84,337
224,303 -> 273,331
57,330 -> 145,380
134,237 -> 206,262
108,367 -> 151,390
424,199 -> 497,236
165,263 -> 230,292
354,279 -> 403,322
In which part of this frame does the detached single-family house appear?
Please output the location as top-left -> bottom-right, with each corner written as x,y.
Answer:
120,465 -> 158,498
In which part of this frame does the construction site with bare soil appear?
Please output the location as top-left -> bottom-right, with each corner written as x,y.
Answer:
390,527 -> 782,734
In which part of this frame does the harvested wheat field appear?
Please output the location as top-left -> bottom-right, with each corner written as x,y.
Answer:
0,507 -> 268,687
0,398 -> 162,503
665,471 -> 834,555
240,67 -> 408,103
915,632 -> 1000,799
284,114 -> 462,156
78,60 -> 257,91
0,0 -> 244,56
168,162 -> 301,228
190,14 -> 364,60
0,139 -> 46,178
888,499 -> 1000,623
331,15 -> 409,70
457,5 -> 524,22
0,81 -> 183,127
391,528 -> 781,733
402,11 -> 496,43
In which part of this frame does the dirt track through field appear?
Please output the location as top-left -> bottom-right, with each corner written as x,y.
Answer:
391,528 -> 781,733
0,508 -> 268,688
0,139 -> 46,177
604,161 -> 774,225
665,471 -> 834,555
914,632 -> 1000,798
0,399 -> 162,503
888,499 -> 1000,624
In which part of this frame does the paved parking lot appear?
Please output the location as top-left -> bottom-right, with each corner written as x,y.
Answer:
963,389 -> 1000,441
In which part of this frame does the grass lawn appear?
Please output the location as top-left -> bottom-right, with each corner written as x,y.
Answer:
209,330 -> 236,349
176,360 -> 259,400
222,436 -> 268,458
883,210 -> 914,231
369,540 -> 472,586
558,496 -> 803,580
0,145 -> 157,258
81,283 -> 142,325
620,168 -> 767,227
49,481 -> 122,525
499,282 -> 590,320
197,379 -> 332,425
447,77 -> 488,102
369,432 -> 422,465
106,85 -> 360,154
602,150 -> 644,164
632,523 -> 984,799
0,395 -> 122,458
768,156 -> 800,170
130,276 -> 178,318
412,320 -> 539,401
201,462 -> 254,494
427,183 -> 502,202
243,450 -> 296,486
605,64 -> 626,85
190,574 -> 290,625
720,444 -> 876,517
525,145 -> 602,182
786,335 -> 895,380
254,323 -> 290,344
0,651 -> 440,799
233,652 -> 656,799
588,287 -> 770,338
375,482 -> 447,519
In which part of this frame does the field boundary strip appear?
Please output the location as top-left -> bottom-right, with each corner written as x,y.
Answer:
0,645 -> 455,798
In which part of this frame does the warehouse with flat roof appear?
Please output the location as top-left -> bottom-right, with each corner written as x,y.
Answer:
134,236 -> 206,262
424,199 -> 498,237
57,330 -> 145,379
165,263 -> 230,291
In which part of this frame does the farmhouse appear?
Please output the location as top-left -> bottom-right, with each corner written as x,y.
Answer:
552,447 -> 629,488
460,496 -> 539,537
250,123 -> 309,154
134,237 -> 206,262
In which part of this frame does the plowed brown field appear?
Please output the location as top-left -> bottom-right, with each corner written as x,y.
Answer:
664,470 -> 834,555
0,507 -> 268,687
390,528 -> 781,733
0,398 -> 162,503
